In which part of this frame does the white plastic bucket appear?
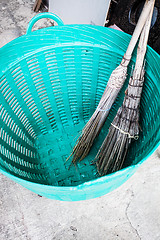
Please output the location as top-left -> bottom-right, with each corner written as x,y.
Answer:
49,0 -> 111,26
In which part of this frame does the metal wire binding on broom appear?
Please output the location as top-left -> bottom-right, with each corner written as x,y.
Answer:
96,0 -> 155,176
111,123 -> 139,140
67,0 -> 153,164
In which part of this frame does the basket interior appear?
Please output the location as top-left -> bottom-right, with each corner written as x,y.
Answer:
0,38 -> 160,187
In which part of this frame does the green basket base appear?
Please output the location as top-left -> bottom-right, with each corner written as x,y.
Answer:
35,121 -> 106,187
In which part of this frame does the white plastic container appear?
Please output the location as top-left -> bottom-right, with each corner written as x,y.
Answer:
49,0 -> 111,26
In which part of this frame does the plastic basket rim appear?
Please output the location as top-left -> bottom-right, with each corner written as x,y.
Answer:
0,26 -> 159,83
0,25 -> 160,58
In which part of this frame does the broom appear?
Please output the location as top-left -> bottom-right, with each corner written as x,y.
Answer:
69,0 -> 154,163
96,0 -> 155,176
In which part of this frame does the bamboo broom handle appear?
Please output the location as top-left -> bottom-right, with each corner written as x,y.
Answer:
135,0 -> 155,71
127,1 -> 155,110
123,0 -> 154,64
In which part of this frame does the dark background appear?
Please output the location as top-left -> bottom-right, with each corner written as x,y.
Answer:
107,0 -> 160,54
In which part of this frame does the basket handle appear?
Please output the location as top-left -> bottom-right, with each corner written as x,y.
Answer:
26,12 -> 64,34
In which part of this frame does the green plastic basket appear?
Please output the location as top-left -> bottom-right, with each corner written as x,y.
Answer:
0,13 -> 160,201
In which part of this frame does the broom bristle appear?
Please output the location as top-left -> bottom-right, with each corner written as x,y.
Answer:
70,63 -> 129,163
96,107 -> 139,175
96,65 -> 145,175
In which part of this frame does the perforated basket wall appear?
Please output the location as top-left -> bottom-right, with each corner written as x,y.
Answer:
0,13 -> 160,201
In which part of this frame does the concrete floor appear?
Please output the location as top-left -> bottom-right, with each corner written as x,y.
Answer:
0,1 -> 160,239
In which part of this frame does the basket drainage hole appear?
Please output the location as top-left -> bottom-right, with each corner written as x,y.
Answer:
129,0 -> 158,28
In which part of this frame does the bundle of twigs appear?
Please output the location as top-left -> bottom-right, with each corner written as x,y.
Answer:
96,0 -> 155,176
68,0 -> 154,163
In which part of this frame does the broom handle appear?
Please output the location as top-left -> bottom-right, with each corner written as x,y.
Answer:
126,0 -> 155,110
135,0 -> 155,71
122,0 -> 154,66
